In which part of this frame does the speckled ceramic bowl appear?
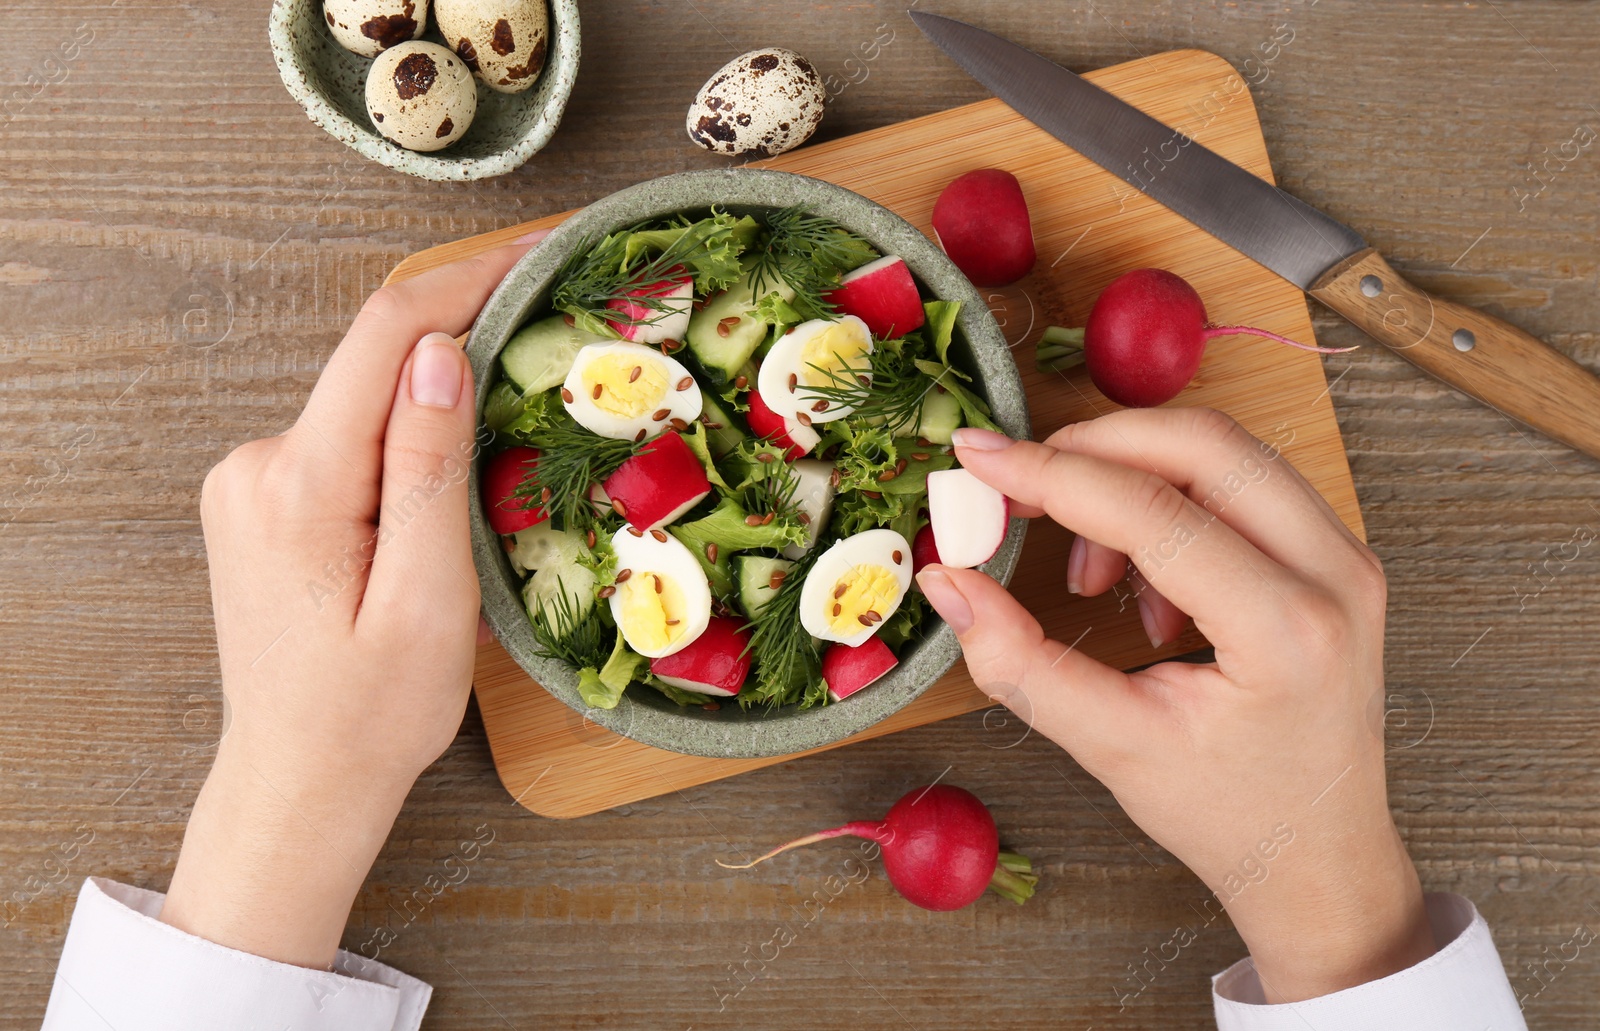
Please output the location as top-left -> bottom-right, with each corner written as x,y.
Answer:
268,0 -> 579,181
468,169 -> 1029,758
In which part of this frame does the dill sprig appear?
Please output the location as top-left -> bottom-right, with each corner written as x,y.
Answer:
802,349 -> 945,433
552,214 -> 744,334
529,586 -> 609,670
748,206 -> 878,322
740,548 -> 822,709
512,415 -> 643,529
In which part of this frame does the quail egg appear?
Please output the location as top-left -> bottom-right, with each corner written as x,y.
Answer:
686,47 -> 826,158
798,529 -> 913,647
324,0 -> 428,58
365,40 -> 477,152
434,0 -> 550,95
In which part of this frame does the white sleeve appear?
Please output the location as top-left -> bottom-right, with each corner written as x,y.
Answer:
41,877 -> 431,1031
1213,892 -> 1526,1031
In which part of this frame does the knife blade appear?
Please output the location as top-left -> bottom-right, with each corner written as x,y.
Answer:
913,10 -> 1600,462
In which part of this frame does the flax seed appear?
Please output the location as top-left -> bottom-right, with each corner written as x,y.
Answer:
612,498 -> 628,518
878,468 -> 898,483
706,543 -> 718,564
795,411 -> 812,427
616,568 -> 633,582
653,575 -> 663,594
734,375 -> 748,390
663,338 -> 681,352
634,427 -> 648,443
787,373 -> 798,392
592,383 -> 603,400
717,317 -> 740,337
665,618 -> 679,625
862,490 -> 882,500
834,583 -> 848,599
857,374 -> 870,387
652,408 -> 671,421
858,611 -> 875,626
586,529 -> 597,549
628,365 -> 642,383
702,701 -> 721,711
892,550 -> 903,564
563,313 -> 575,327
560,387 -> 574,403
911,452 -> 930,462
598,585 -> 616,599
540,486 -> 552,504
916,437 -> 933,448
812,400 -> 829,413
798,512 -> 812,525
745,514 -> 764,526
895,458 -> 907,475
769,571 -> 787,590
756,452 -> 776,464
760,511 -> 775,525
650,528 -> 668,543
829,467 -> 841,488
670,418 -> 690,432
833,603 -> 842,617
626,526 -> 643,538
676,376 -> 693,391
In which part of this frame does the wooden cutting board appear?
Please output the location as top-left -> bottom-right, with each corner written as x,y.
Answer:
387,48 -> 1364,819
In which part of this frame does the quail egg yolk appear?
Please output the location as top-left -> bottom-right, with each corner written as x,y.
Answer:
618,572 -> 688,653
800,322 -> 872,389
825,564 -> 899,634
583,354 -> 669,419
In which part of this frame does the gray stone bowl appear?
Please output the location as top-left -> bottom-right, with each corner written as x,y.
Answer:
468,169 -> 1030,758
268,0 -> 579,181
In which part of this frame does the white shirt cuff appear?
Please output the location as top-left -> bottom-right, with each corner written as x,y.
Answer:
1213,892 -> 1526,1031
42,877 -> 431,1031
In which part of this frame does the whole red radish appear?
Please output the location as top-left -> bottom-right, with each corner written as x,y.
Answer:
931,169 -> 1036,287
483,446 -> 547,535
1038,268 -> 1356,408
717,784 -> 1038,911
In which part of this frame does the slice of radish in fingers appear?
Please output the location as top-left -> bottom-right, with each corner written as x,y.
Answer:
821,637 -> 898,702
602,431 -> 711,530
608,267 -> 694,345
650,616 -> 751,697
825,255 -> 927,340
927,468 -> 1008,569
483,446 -> 548,535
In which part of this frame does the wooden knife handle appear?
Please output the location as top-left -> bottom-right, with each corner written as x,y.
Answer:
1310,247 -> 1600,461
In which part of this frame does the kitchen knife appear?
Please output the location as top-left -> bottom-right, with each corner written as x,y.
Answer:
912,10 -> 1600,461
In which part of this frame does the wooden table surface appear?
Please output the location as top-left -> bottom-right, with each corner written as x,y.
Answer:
4,2 -> 1599,1027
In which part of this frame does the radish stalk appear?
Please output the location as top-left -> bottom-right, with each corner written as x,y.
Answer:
1034,326 -> 1085,371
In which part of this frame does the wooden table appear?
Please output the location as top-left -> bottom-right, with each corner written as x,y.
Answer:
3,2 -> 1598,1027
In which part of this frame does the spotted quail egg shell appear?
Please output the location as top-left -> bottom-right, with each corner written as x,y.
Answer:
324,0 -> 429,58
434,0 -> 550,95
365,40 -> 477,152
686,48 -> 826,158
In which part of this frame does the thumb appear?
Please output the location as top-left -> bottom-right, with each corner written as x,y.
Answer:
362,332 -> 481,632
916,563 -> 1142,758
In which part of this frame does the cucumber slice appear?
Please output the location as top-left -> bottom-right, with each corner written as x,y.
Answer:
736,555 -> 793,621
508,523 -> 586,575
686,271 -> 795,383
501,316 -> 608,394
522,560 -> 597,636
697,388 -> 747,459
915,388 -> 964,445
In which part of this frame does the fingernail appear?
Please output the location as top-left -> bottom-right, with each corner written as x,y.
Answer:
1137,596 -> 1163,649
917,567 -> 975,635
1066,535 -> 1086,595
411,332 -> 464,408
513,229 -> 548,245
951,427 -> 1014,452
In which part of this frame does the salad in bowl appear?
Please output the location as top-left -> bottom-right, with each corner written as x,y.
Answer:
468,170 -> 1027,758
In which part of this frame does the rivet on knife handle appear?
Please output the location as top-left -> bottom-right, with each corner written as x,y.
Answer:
1310,248 -> 1600,462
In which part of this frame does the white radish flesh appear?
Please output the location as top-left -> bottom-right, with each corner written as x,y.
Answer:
927,468 -> 1008,569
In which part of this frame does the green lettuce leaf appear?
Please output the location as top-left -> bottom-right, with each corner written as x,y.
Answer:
577,629 -> 648,710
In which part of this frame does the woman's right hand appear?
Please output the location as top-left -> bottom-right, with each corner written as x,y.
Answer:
916,408 -> 1435,1003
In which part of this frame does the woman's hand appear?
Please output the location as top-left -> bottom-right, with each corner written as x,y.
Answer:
160,238 -> 541,969
917,408 -> 1434,1003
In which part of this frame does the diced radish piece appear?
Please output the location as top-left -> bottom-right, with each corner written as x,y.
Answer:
483,446 -> 547,535
911,524 -> 941,577
587,483 -> 611,515
931,170 -> 1037,288
608,268 -> 694,345
926,468 -> 1008,569
603,431 -> 711,530
781,459 -> 836,559
826,255 -> 927,340
651,616 -> 752,697
822,638 -> 898,702
746,389 -> 816,459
